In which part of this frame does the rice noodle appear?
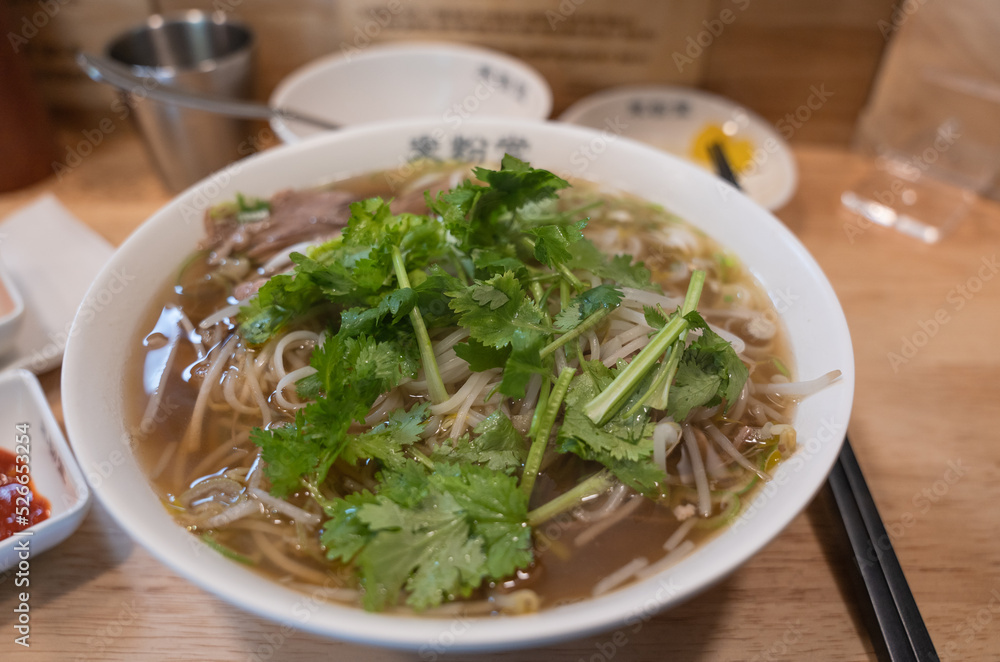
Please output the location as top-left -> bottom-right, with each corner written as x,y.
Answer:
602,335 -> 650,367
248,487 -> 322,526
273,330 -> 322,381
182,335 -> 238,453
517,375 -> 542,415
150,440 -> 178,480
592,557 -> 650,596
176,308 -> 206,358
747,396 -> 787,423
574,483 -> 627,522
758,370 -> 841,399
586,330 -> 601,361
703,422 -> 769,481
619,287 -> 684,310
246,454 -> 264,490
702,433 -> 729,480
451,370 -> 498,439
634,540 -> 695,581
242,353 -> 273,426
262,239 -> 319,274
553,346 -> 568,374
663,518 -> 698,551
202,498 -> 261,528
433,327 -> 471,355
612,307 -> 651,326
365,389 -> 403,426
729,381 -> 750,421
574,494 -> 644,547
492,589 -> 541,615
682,424 -> 712,517
274,365 -> 318,411
251,530 -> 331,584
222,368 -> 261,416
190,431 -> 251,478
199,300 -> 247,330
652,421 -> 681,473
430,369 -> 496,416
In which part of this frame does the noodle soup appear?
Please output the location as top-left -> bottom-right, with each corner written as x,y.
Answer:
128,159 -> 833,615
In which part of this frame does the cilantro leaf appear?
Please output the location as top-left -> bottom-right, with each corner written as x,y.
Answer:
321,491 -> 379,563
554,284 -> 623,331
341,404 -> 431,471
643,304 -> 668,329
254,333 -> 419,497
322,462 -> 530,611
567,239 -> 654,290
432,411 -> 527,473
666,312 -> 749,421
498,327 -> 550,399
428,155 -> 569,250
557,364 -> 665,495
471,154 -> 570,222
250,419 -> 314,498
528,221 -> 586,269
448,271 -> 546,348
453,338 -> 511,372
429,463 -> 532,578
339,288 -> 417,338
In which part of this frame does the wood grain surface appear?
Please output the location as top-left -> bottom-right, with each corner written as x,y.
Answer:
1,126 -> 998,661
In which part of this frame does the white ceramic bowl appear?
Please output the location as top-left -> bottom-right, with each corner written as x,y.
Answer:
62,118 -> 853,652
269,42 -> 552,144
0,369 -> 91,571
560,85 -> 798,211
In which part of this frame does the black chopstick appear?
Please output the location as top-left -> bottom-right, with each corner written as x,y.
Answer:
708,142 -> 742,191
827,436 -> 938,662
706,147 -> 937,660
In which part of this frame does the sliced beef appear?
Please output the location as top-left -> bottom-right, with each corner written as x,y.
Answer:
201,189 -> 357,263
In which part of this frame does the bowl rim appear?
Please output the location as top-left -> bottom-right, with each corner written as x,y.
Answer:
268,41 -> 554,144
62,116 -> 853,652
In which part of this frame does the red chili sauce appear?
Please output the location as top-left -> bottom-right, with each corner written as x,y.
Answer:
1,448 -> 51,540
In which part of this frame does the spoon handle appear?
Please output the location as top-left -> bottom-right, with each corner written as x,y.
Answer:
76,52 -> 340,131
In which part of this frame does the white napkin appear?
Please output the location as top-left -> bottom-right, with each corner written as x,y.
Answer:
0,195 -> 114,373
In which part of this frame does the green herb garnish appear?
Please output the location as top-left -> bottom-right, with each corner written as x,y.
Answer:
236,156 -> 749,611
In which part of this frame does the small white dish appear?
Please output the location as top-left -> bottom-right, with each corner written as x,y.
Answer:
559,85 -> 798,210
0,369 -> 92,572
0,195 -> 115,374
0,260 -> 25,359
269,41 -> 552,143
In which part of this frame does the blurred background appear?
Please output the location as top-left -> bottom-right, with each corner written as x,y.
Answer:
3,0 -> 992,141
5,0 -> 999,197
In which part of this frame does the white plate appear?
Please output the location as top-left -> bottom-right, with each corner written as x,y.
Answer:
0,195 -> 115,374
559,85 -> 798,210
0,369 -> 92,572
62,118 -> 853,652
269,41 -> 552,143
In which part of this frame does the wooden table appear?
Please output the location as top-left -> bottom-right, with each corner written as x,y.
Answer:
2,126 -> 998,661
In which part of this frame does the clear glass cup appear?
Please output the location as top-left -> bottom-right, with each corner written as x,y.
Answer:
845,66 -> 1000,243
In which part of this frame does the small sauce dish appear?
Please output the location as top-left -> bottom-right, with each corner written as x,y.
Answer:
0,369 -> 91,572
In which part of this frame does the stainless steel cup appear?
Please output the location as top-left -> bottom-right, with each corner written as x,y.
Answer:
107,11 -> 254,192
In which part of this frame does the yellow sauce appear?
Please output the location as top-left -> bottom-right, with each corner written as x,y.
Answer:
689,123 -> 756,172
